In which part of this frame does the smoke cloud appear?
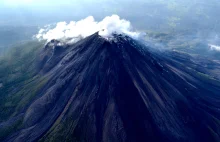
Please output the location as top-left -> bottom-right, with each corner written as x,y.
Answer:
36,15 -> 141,43
208,44 -> 220,52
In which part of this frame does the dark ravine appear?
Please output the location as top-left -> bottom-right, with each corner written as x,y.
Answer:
2,33 -> 220,142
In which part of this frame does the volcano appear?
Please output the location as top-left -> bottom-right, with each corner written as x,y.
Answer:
2,33 -> 220,142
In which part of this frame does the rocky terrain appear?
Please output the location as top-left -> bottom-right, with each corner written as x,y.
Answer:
1,33 -> 220,142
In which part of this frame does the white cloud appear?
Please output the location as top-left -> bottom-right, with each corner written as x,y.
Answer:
36,15 -> 141,44
208,44 -> 220,52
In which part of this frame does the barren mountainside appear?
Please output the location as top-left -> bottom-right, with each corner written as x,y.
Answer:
1,33 -> 220,142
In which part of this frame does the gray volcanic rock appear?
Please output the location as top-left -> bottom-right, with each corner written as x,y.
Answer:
3,33 -> 220,142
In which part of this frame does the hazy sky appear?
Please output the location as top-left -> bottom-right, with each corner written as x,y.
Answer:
1,0 -> 220,32
1,0 -> 78,6
0,0 -> 118,26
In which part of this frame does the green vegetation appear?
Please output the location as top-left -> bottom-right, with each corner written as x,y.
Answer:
40,119 -> 80,142
145,30 -> 220,60
0,117 -> 23,141
0,40 -> 52,141
0,41 -> 47,122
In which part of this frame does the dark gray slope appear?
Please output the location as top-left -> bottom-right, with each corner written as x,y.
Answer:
3,33 -> 220,142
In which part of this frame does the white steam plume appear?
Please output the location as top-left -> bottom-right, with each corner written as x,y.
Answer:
36,15 -> 141,43
208,44 -> 220,52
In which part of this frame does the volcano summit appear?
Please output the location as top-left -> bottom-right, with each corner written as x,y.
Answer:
1,32 -> 220,142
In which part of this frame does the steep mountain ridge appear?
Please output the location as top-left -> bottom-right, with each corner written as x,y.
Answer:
2,33 -> 220,142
